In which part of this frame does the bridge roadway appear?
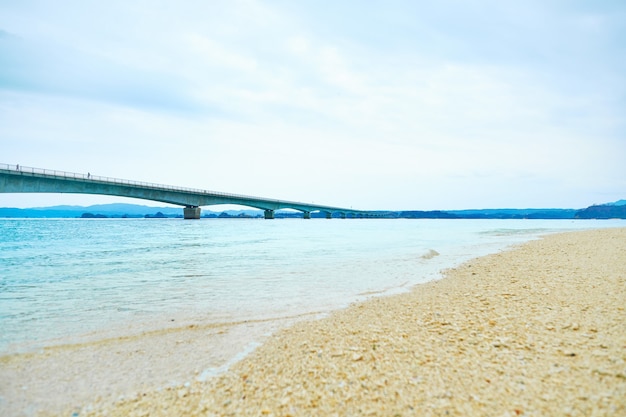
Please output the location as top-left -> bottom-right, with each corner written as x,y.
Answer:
0,164 -> 369,219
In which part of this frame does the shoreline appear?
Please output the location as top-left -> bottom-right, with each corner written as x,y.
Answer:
67,228 -> 626,416
0,310 -> 327,416
6,219 -> 619,359
2,227 -> 625,416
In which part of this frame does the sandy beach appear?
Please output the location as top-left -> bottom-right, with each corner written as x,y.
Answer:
3,227 -> 625,416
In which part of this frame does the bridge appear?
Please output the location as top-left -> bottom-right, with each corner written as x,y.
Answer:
0,164 -> 369,219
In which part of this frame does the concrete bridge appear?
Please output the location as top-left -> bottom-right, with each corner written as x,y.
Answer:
0,164 -> 370,219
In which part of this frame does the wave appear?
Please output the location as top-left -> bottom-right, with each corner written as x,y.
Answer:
420,249 -> 440,259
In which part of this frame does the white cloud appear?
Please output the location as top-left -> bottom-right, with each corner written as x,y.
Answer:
185,34 -> 259,74
1,0 -> 624,210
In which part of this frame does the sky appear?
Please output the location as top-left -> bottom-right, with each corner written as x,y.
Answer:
1,0 -> 625,211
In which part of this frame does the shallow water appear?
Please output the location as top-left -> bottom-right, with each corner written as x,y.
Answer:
0,218 -> 622,355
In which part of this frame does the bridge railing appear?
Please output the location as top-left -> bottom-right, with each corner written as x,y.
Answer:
1,163 -> 357,212
0,163 -> 284,204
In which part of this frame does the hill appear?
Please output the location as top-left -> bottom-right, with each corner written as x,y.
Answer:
0,204 -> 183,218
574,204 -> 626,219
607,199 -> 626,206
1,200 -> 624,219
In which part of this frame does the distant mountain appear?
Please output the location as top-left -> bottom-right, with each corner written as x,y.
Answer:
0,203 -> 184,218
387,202 -> 623,220
447,208 -> 578,219
606,199 -> 626,206
574,204 -> 626,219
34,203 -> 182,216
0,203 -> 271,219
1,200 -> 624,219
398,210 -> 458,219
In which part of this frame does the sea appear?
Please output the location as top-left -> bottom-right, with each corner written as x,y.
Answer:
0,218 -> 622,357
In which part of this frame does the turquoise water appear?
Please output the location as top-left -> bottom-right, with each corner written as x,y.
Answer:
0,218 -> 622,354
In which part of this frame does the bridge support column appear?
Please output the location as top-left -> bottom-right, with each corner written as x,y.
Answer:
264,209 -> 275,219
326,212 -> 332,219
184,206 -> 201,219
303,211 -> 311,219
341,213 -> 346,219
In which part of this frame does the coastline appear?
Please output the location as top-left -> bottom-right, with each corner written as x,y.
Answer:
3,227 -> 625,416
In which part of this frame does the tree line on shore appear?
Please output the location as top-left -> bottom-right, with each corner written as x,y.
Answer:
1,200 -> 624,219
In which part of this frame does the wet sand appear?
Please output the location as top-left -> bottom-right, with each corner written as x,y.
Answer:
4,228 -> 626,416
0,314 -> 322,416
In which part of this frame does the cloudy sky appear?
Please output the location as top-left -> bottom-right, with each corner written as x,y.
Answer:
1,0 -> 624,210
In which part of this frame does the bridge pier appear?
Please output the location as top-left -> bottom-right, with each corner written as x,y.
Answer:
184,206 -> 201,219
0,165 -> 361,219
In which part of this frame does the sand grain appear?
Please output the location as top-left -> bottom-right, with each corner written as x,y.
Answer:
62,228 -> 626,416
2,228 -> 623,416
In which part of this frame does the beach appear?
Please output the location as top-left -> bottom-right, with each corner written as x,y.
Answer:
3,227 -> 626,416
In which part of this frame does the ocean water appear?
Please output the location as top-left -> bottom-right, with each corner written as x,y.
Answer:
0,218 -> 622,355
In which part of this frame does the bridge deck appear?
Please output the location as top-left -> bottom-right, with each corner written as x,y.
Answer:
0,164 -> 368,219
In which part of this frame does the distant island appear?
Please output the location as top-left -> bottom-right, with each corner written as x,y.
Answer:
1,200 -> 625,219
